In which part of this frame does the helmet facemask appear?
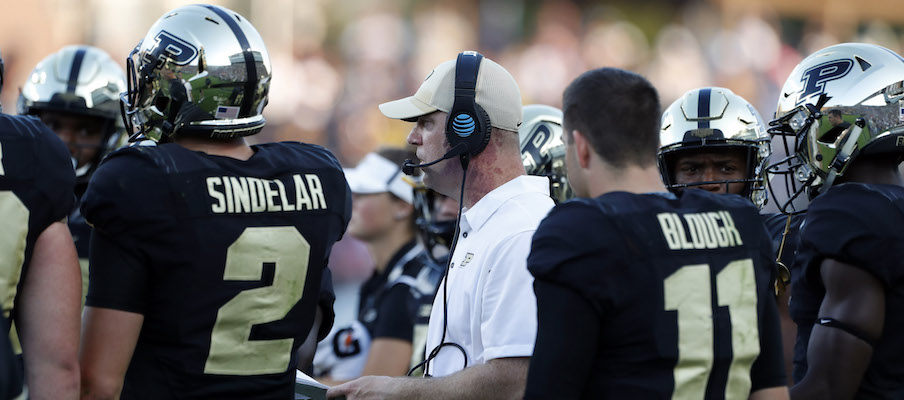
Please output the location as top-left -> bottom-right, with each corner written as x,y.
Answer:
658,140 -> 770,207
122,44 -> 185,142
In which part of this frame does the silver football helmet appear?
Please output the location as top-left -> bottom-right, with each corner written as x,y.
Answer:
659,87 -> 772,208
519,104 -> 573,202
768,43 -> 904,214
18,45 -> 127,179
122,4 -> 271,141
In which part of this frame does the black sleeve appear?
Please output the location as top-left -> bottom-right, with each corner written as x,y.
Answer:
81,148 -> 174,240
528,201 -> 615,316
800,185 -> 904,286
317,268 -> 336,341
84,229 -> 151,314
371,284 -> 416,342
81,150 -> 170,315
524,280 -> 599,400
750,236 -> 788,391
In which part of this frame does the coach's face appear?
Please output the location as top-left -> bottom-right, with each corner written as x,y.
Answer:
407,111 -> 460,196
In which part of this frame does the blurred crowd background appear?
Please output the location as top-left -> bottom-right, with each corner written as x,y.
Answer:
3,0 -> 904,164
1,0 -> 903,299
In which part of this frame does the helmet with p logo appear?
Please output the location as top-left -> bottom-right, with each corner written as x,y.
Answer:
768,43 -> 904,213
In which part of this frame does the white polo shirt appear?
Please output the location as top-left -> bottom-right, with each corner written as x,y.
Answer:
424,175 -> 554,377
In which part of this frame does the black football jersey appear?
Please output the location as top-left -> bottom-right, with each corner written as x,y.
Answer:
81,142 -> 351,399
357,241 -> 442,369
357,241 -> 442,341
526,190 -> 785,399
0,114 -> 75,317
0,115 -> 73,398
791,183 -> 904,397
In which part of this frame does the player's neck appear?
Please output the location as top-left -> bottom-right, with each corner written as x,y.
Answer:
175,136 -> 255,161
585,161 -> 666,198
366,226 -> 416,274
838,155 -> 904,187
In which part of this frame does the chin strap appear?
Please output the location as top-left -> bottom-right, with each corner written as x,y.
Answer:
821,118 -> 865,194
774,215 -> 793,297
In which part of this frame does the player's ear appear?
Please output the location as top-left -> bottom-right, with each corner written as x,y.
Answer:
572,129 -> 591,169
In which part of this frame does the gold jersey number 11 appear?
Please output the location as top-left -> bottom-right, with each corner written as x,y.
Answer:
664,259 -> 760,400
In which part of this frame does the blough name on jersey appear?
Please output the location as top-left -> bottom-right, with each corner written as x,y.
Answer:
206,174 -> 327,214
656,211 -> 743,250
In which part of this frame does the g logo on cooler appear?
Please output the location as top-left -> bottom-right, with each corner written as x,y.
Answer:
796,59 -> 853,106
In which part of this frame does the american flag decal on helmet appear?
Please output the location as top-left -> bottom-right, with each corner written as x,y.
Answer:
215,106 -> 240,119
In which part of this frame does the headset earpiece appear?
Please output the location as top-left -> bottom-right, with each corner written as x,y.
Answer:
446,51 -> 492,159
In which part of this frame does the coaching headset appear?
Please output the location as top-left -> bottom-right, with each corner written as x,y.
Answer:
402,51 -> 492,174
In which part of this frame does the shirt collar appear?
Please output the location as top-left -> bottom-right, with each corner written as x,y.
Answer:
460,175 -> 550,232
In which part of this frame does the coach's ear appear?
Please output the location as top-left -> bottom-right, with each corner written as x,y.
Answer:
572,129 -> 591,170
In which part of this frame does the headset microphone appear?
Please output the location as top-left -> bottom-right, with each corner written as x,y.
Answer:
402,143 -> 469,175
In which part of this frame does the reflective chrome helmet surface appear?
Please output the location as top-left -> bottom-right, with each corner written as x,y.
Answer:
659,87 -> 771,208
123,4 -> 271,141
519,104 -> 573,202
18,45 -> 127,177
768,43 -> 904,213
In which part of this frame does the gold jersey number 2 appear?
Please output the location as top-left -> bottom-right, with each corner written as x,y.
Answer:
664,259 -> 760,400
204,226 -> 310,375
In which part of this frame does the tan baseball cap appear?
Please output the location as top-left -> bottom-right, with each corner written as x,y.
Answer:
379,55 -> 523,132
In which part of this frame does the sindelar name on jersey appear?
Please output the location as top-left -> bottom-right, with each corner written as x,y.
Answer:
206,173 -> 327,214
656,211 -> 743,250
